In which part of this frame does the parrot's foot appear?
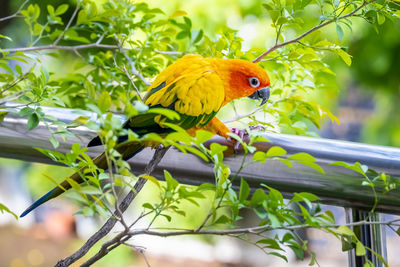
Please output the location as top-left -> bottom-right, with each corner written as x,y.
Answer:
230,126 -> 265,153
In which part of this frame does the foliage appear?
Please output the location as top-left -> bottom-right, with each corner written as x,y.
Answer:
0,202 -> 18,219
0,0 -> 399,266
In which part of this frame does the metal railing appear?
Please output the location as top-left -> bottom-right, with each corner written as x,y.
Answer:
1,105 -> 399,267
1,105 -> 399,213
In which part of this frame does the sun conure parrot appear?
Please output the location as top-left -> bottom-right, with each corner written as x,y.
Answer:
20,54 -> 270,217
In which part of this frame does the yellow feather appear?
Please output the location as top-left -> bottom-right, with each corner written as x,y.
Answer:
144,55 -> 225,117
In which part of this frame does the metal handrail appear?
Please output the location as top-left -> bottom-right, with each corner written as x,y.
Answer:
1,105 -> 399,214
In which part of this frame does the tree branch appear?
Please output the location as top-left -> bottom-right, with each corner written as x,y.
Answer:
0,0 -> 30,22
116,38 -> 151,87
53,2 -> 80,45
55,146 -> 169,267
222,106 -> 264,124
252,0 -> 376,63
78,217 -> 400,266
1,43 -> 119,54
125,218 -> 400,237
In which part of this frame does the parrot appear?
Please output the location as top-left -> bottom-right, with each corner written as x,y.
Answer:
20,54 -> 270,217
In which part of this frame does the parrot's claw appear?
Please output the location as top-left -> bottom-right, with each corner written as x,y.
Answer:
229,126 -> 266,154
248,125 -> 265,131
230,128 -> 249,153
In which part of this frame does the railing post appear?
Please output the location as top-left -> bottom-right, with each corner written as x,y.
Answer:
346,208 -> 387,267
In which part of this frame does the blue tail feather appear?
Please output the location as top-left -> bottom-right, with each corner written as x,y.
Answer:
20,188 -> 58,217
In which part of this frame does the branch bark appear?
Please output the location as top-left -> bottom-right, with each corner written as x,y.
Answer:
252,0 -> 376,63
1,43 -> 119,54
54,146 -> 169,267
0,0 -> 30,22
77,217 -> 400,266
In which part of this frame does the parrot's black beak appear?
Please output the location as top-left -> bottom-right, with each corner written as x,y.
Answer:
248,86 -> 270,106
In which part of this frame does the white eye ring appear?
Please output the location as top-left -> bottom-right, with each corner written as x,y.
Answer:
249,77 -> 260,88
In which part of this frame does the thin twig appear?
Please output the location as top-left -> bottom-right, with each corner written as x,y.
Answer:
53,2 -> 80,45
122,65 -> 144,101
154,49 -> 183,55
252,0 -> 376,63
1,43 -> 181,59
128,218 -> 400,237
79,217 -> 400,266
123,242 -> 151,267
0,75 -> 28,95
116,38 -> 151,87
0,0 -> 30,22
55,146 -> 169,267
1,43 -> 119,54
223,106 -> 263,124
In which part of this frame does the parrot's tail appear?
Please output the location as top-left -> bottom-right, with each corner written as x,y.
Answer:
20,143 -> 144,217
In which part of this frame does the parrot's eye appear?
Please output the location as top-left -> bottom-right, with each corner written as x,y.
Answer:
249,77 -> 260,88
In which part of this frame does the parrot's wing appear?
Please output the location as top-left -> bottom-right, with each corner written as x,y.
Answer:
89,55 -> 225,147
144,55 -> 225,127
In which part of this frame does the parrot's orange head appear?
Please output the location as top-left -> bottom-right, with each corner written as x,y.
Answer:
216,58 -> 271,106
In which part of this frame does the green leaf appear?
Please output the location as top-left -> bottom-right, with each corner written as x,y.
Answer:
309,252 -> 316,266
47,5 -> 55,15
0,34 -> 12,41
161,214 -> 172,222
79,185 -> 102,195
341,236 -> 355,251
336,24 -> 344,41
184,17 -> 192,29
82,206 -> 94,217
377,13 -> 385,25
55,4 -> 69,15
147,108 -> 180,120
141,175 -> 160,188
268,252 -> 288,262
290,245 -> 305,260
253,151 -> 267,163
195,129 -> 214,144
239,178 -> 250,202
15,64 -> 22,75
176,30 -> 189,39
170,10 -> 187,18
277,158 -> 292,168
250,188 -> 266,206
268,213 -> 281,228
289,153 -> 324,174
49,136 -> 59,148
336,49 -> 352,66
356,241 -> 366,256
0,203 -> 18,220
290,192 -> 319,209
257,238 -> 284,250
363,261 -> 374,267
330,161 -> 365,175
192,29 -> 203,44
64,191 -> 87,204
365,246 -> 389,267
337,226 -> 355,236
40,66 -> 49,82
64,28 -> 90,43
0,111 -> 8,122
213,214 -> 231,224
27,113 -> 40,130
164,170 -> 179,191
288,152 -> 316,162
142,203 -> 154,210
98,91 -> 111,113
266,146 -> 287,157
